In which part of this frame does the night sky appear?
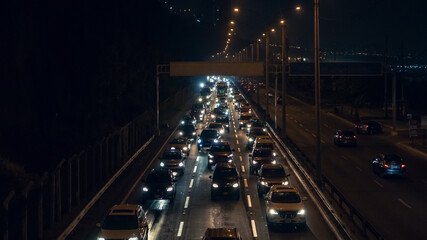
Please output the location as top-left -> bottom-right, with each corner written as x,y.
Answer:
183,0 -> 427,59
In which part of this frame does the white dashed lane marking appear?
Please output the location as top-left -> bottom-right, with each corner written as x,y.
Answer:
247,195 -> 252,207
244,178 -> 248,188
373,180 -> 384,188
193,166 -> 197,173
241,165 -> 245,173
251,220 -> 258,237
184,196 -> 190,208
398,198 -> 412,209
239,156 -> 243,162
236,140 -> 239,145
238,148 -> 241,152
235,134 -> 238,138
189,179 -> 194,188
177,221 -> 184,237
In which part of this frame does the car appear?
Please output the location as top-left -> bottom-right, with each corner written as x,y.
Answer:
265,185 -> 306,229
177,124 -> 197,142
355,120 -> 382,134
198,129 -> 221,151
159,150 -> 186,177
209,162 -> 240,200
210,108 -> 229,120
202,228 -> 243,240
181,114 -> 196,126
254,136 -> 275,150
333,130 -> 357,146
214,116 -> 230,133
207,142 -> 234,170
239,114 -> 252,130
201,86 -> 212,99
208,122 -> 226,135
142,169 -> 176,202
372,153 -> 407,177
257,164 -> 289,196
191,103 -> 206,122
97,204 -> 149,240
249,148 -> 277,174
246,127 -> 268,149
169,137 -> 190,155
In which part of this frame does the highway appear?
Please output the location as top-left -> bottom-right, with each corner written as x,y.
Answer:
251,86 -> 427,240
65,85 -> 337,239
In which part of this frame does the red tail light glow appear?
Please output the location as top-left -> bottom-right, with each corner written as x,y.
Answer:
339,136 -> 342,139
401,164 -> 406,168
384,164 -> 389,168
353,136 -> 357,138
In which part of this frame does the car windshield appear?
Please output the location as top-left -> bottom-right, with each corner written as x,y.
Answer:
256,143 -> 274,149
201,130 -> 218,138
102,214 -> 138,230
214,168 -> 238,180
213,109 -> 227,115
262,169 -> 285,178
162,152 -> 181,159
146,172 -> 171,184
271,192 -> 301,203
253,150 -> 273,157
210,144 -> 231,152
385,155 -> 403,164
240,116 -> 251,120
171,139 -> 186,144
215,117 -> 229,123
180,125 -> 196,132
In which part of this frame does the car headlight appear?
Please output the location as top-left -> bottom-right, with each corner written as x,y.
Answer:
97,237 -> 105,240
160,162 -> 165,167
220,129 -> 224,134
143,187 -> 149,192
227,154 -> 233,158
183,147 -> 188,151
167,187 -> 174,192
198,98 -> 202,102
273,152 -> 276,156
179,131 -> 183,135
252,160 -> 258,165
200,114 -> 203,118
179,162 -> 184,167
233,183 -> 239,188
171,147 -> 176,150
272,160 -> 276,164
181,121 -> 185,124
247,124 -> 251,128
228,159 -> 233,163
297,209 -> 305,215
282,181 -> 289,185
192,132 -> 196,135
249,138 -> 254,142
263,128 -> 267,132
214,139 -> 219,143
260,181 -> 268,186
211,114 -> 215,118
209,159 -> 213,163
212,183 -> 219,188
201,110 -> 205,114
239,121 -> 243,124
269,209 -> 279,215
208,154 -> 214,158
128,237 -> 138,240
198,139 -> 202,143
225,124 -> 229,127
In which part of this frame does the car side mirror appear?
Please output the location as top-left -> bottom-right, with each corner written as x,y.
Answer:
96,223 -> 101,228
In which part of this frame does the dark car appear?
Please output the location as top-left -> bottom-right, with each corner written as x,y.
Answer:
191,103 -> 206,122
239,115 -> 252,129
372,153 -> 407,177
210,162 -> 240,200
257,164 -> 289,196
142,169 -> 176,202
198,129 -> 220,151
181,115 -> 196,127
215,116 -> 230,133
333,130 -> 357,146
208,122 -> 226,135
207,142 -> 234,170
355,120 -> 382,134
249,148 -> 277,174
178,125 -> 197,142
247,119 -> 264,129
202,228 -> 242,240
159,150 -> 186,177
246,127 -> 268,149
210,108 -> 229,120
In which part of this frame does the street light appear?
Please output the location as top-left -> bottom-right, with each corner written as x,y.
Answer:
230,21 -> 235,25
314,0 -> 322,187
280,19 -> 287,137
234,8 -> 239,12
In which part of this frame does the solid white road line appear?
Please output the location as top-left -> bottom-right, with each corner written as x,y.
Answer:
398,198 -> 412,209
177,221 -> 184,236
241,165 -> 245,173
251,220 -> 258,237
189,179 -> 194,188
193,166 -> 197,173
239,156 -> 243,162
373,180 -> 384,188
184,196 -> 190,209
247,195 -> 252,208
244,178 -> 248,188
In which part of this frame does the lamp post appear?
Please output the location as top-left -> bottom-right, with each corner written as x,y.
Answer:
281,19 -> 287,137
250,44 -> 254,62
256,39 -> 261,104
314,0 -> 322,187
265,32 -> 270,118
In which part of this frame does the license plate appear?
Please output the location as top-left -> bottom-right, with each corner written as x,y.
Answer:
391,165 -> 399,169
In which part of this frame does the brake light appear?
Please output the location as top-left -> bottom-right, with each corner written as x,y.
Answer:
353,136 -> 357,139
365,125 -> 369,128
339,136 -> 342,139
401,164 -> 406,168
384,164 -> 389,168
355,125 -> 357,127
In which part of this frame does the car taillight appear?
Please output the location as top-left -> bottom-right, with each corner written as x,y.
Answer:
365,125 -> 369,128
355,125 -> 357,127
353,136 -> 357,139
401,164 -> 406,168
339,136 -> 342,139
384,164 -> 389,168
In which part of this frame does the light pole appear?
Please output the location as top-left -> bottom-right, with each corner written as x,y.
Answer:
265,32 -> 270,118
250,44 -> 254,62
314,0 -> 322,187
256,39 -> 261,104
281,19 -> 287,137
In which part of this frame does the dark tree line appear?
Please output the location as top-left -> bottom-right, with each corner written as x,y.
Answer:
0,0 -> 218,174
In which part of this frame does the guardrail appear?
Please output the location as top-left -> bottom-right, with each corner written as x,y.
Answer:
234,80 -> 384,240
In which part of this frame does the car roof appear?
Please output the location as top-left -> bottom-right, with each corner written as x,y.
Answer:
261,164 -> 283,170
256,136 -> 273,142
204,228 -> 239,238
109,204 -> 140,215
215,162 -> 236,169
270,185 -> 297,192
212,141 -> 230,146
253,147 -> 273,152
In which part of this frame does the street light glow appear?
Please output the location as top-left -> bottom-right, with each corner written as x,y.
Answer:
280,20 -> 285,24
271,28 -> 276,32
296,6 -> 301,11
234,8 -> 239,12
230,21 -> 235,24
